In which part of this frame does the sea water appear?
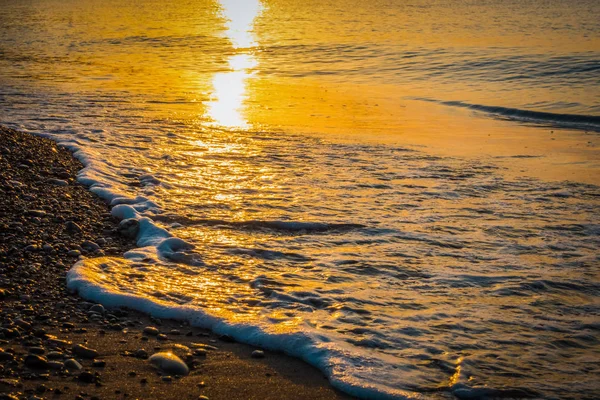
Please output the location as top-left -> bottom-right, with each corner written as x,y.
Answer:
1,0 -> 599,398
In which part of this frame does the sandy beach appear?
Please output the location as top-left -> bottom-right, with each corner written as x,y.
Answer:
0,126 -> 352,400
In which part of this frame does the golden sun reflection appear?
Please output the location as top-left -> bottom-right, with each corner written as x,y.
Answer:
206,0 -> 262,128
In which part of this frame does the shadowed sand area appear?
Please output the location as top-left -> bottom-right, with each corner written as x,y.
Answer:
0,126 -> 352,400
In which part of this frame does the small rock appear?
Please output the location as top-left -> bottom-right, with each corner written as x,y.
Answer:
157,334 -> 168,341
162,376 -> 172,382
90,304 -> 105,314
48,361 -> 64,370
149,352 -> 189,376
0,351 -> 14,362
92,360 -> 106,368
65,221 -> 82,233
47,351 -> 64,360
48,178 -> 68,186
29,347 -> 45,355
82,240 -> 100,251
251,350 -> 265,359
118,219 -> 140,239
143,326 -> 159,336
67,250 -> 81,257
24,354 -> 49,369
27,210 -> 47,218
198,396 -> 209,400
64,359 -> 83,371
134,349 -> 148,359
72,344 -> 99,359
78,371 -> 96,383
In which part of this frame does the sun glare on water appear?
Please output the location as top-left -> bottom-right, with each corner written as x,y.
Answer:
206,0 -> 262,129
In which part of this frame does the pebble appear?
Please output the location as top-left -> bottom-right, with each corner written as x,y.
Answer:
73,344 -> 99,359
149,352 -> 189,376
29,347 -> 45,355
48,361 -> 64,370
134,349 -> 148,359
143,326 -> 159,336
118,219 -> 140,239
27,210 -> 47,218
82,240 -> 100,251
65,221 -> 82,233
92,360 -> 106,368
48,178 -> 68,186
251,350 -> 265,359
47,351 -> 64,359
78,371 -> 96,383
157,334 -> 168,341
198,396 -> 209,400
90,304 -> 105,314
0,351 -> 14,362
24,354 -> 49,369
63,359 -> 83,371
67,250 -> 81,257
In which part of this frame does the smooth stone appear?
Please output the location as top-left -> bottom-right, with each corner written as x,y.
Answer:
28,347 -> 45,355
24,354 -> 49,369
65,221 -> 82,233
92,360 -> 106,368
72,344 -> 99,359
157,334 -> 168,341
27,210 -> 47,218
251,350 -> 265,359
89,304 -> 105,314
64,359 -> 83,371
118,219 -> 140,239
149,352 -> 189,376
134,349 -> 148,359
47,351 -> 64,360
0,351 -> 14,362
48,361 -> 64,370
48,178 -> 68,186
82,241 -> 100,251
143,326 -> 159,336
78,371 -> 95,383
67,250 -> 81,257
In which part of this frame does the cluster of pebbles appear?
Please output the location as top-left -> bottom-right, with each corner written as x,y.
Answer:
0,127 -> 216,399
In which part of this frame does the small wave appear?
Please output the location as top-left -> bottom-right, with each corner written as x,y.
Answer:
410,97 -> 600,131
153,215 -> 366,233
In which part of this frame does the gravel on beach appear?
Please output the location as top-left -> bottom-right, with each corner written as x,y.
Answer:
0,126 -> 351,400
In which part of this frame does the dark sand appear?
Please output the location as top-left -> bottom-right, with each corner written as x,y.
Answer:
0,126 -> 352,400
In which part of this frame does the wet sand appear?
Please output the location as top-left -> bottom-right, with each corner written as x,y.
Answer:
0,126 -> 351,400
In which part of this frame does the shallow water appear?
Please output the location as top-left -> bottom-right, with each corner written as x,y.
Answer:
1,0 -> 599,398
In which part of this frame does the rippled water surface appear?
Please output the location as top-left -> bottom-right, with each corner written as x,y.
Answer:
1,0 -> 599,398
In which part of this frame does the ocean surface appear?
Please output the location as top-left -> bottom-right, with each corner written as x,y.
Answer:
1,0 -> 600,398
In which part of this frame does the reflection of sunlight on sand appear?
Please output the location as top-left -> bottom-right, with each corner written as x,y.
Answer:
206,0 -> 262,128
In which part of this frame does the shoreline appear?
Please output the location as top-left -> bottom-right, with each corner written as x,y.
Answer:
0,126 -> 352,400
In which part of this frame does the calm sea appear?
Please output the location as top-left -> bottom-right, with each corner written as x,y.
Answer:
1,0 -> 599,398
